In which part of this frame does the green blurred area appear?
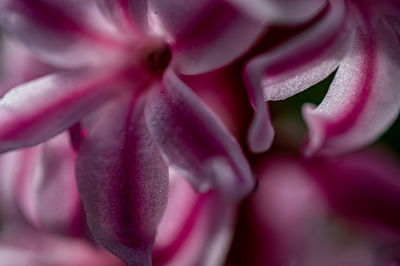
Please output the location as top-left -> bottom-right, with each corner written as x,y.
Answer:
270,70 -> 400,155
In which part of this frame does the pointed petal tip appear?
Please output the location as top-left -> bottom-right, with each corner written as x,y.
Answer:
247,115 -> 275,153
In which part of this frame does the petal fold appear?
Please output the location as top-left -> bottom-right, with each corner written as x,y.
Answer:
76,93 -> 169,265
303,18 -> 400,156
145,71 -> 254,200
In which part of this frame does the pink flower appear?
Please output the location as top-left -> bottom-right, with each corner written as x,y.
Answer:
0,1 -> 266,264
244,0 -> 400,156
0,134 -> 236,266
229,148 -> 400,265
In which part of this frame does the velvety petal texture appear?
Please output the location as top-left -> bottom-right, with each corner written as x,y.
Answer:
76,93 -> 169,266
0,68 -> 128,153
242,0 -> 350,153
149,0 -> 265,74
153,169 -> 236,266
145,71 -> 254,199
303,13 -> 400,156
0,0 -> 124,67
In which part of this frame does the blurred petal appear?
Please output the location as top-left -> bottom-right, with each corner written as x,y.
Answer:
145,71 -> 254,199
0,225 -> 123,266
307,149 -> 400,233
0,0 -> 124,67
76,93 -> 169,265
0,68 -> 127,153
228,0 -> 327,25
0,38 -> 52,96
96,0 -> 148,35
16,133 -> 82,235
153,169 -> 236,266
303,18 -> 400,156
149,0 -> 264,74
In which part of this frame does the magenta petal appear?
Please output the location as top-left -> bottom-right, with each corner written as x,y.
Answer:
76,93 -> 169,265
0,69 -> 123,153
0,0 -> 123,67
153,170 -> 236,266
145,71 -> 254,199
96,0 -> 148,35
303,18 -> 400,156
229,0 -> 327,24
307,149 -> 400,233
150,0 -> 264,74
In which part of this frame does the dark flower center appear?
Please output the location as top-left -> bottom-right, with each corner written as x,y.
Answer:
147,45 -> 172,75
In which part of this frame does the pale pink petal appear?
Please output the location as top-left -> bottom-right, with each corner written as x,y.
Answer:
145,71 -> 254,199
149,0 -> 265,74
96,0 -> 148,35
153,169 -> 236,266
227,0 -> 327,25
16,133 -> 82,236
0,0 -> 124,68
0,68 -> 128,153
0,225 -> 123,266
303,18 -> 400,156
0,38 -> 52,96
76,93 -> 169,265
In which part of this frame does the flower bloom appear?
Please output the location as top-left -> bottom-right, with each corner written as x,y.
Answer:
243,0 -> 400,156
0,0 -> 269,264
229,148 -> 400,266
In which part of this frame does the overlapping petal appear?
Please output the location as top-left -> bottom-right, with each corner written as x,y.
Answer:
153,170 -> 236,266
303,17 -> 400,156
76,93 -> 169,266
0,0 -> 124,67
149,0 -> 265,75
0,68 -> 130,153
145,71 -> 254,199
242,0 -> 350,153
16,133 -> 82,235
228,0 -> 327,25
96,0 -> 148,35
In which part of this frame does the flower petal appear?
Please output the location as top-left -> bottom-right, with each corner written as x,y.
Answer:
306,149 -> 400,233
149,0 -> 265,74
0,68 -> 126,153
145,70 -> 254,200
96,0 -> 148,35
0,0 -> 124,67
303,18 -> 400,156
0,225 -> 123,266
153,169 -> 236,266
76,93 -> 169,265
243,0 -> 349,153
244,0 -> 350,102
16,133 -> 82,236
228,0 -> 327,25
